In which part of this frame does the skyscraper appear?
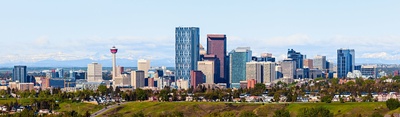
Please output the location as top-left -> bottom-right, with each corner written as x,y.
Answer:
287,49 -> 304,69
262,62 -> 276,83
13,65 -> 27,83
313,55 -> 326,70
138,59 -> 150,78
175,27 -> 200,86
229,47 -> 252,88
246,62 -> 263,83
281,59 -> 296,79
197,61 -> 215,84
87,63 -> 103,82
337,49 -> 355,78
131,70 -> 145,89
207,34 -> 227,84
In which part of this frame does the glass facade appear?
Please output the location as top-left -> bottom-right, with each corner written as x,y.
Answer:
229,47 -> 252,88
13,65 -> 28,83
175,27 -> 200,86
287,49 -> 304,69
337,49 -> 355,78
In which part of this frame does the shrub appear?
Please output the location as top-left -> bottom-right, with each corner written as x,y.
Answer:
239,111 -> 258,117
297,107 -> 333,117
273,109 -> 290,117
370,112 -> 383,117
386,98 -> 400,110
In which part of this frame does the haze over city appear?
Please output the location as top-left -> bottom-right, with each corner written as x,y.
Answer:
1,1 -> 400,67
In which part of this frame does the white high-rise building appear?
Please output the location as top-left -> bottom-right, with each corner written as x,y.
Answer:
87,63 -> 103,82
313,55 -> 326,71
262,62 -> 276,83
138,59 -> 150,78
246,62 -> 263,83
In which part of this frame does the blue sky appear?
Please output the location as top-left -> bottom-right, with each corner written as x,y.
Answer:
1,1 -> 400,67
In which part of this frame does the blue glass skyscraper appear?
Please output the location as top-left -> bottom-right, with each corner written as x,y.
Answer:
287,49 -> 304,69
337,49 -> 355,78
175,27 -> 200,86
12,65 -> 28,83
229,47 -> 252,88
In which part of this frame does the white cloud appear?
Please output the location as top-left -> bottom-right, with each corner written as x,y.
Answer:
361,52 -> 400,60
33,36 -> 49,46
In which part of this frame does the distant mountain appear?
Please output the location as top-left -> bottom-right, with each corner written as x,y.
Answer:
0,58 -> 174,67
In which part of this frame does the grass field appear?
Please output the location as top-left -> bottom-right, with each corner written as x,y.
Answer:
58,102 -> 104,114
100,102 -> 394,117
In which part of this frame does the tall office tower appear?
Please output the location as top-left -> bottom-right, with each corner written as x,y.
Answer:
13,66 -> 27,83
87,63 -> 103,82
138,59 -> 150,78
281,59 -> 296,79
303,59 -> 313,69
337,49 -> 355,78
313,55 -> 326,70
110,46 -> 118,79
229,47 -> 252,88
190,70 -> 205,88
131,70 -> 145,89
69,70 -> 75,79
175,27 -> 200,86
287,49 -> 304,69
197,61 -> 215,84
263,62 -> 276,83
246,62 -> 263,83
57,68 -> 64,78
207,34 -> 227,84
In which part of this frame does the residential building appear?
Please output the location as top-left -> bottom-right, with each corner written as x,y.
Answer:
175,27 -> 200,86
229,47 -> 252,88
337,49 -> 355,78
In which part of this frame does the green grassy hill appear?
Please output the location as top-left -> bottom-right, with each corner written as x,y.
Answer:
100,102 -> 393,117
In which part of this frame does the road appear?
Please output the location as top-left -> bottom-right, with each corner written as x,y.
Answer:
91,102 -> 125,117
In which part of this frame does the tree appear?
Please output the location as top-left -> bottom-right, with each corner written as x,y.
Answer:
158,88 -> 170,102
274,92 -> 281,102
274,109 -> 290,117
321,96 -> 332,103
98,85 -> 107,96
136,88 -> 148,101
386,98 -> 400,110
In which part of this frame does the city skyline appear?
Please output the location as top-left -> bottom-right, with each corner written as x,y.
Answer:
1,1 -> 400,67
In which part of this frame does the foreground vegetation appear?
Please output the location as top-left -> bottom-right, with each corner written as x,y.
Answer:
100,101 -> 394,117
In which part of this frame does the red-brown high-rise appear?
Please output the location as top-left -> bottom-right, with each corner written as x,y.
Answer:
207,34 -> 226,84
